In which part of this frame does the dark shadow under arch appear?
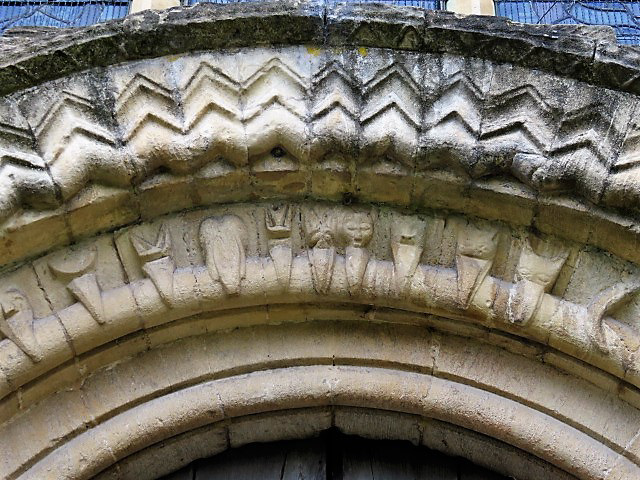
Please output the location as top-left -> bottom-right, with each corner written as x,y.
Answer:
161,429 -> 509,480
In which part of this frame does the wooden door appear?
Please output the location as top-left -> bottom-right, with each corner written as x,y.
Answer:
161,430 -> 507,479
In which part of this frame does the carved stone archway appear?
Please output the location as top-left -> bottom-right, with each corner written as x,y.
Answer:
2,3 -> 640,480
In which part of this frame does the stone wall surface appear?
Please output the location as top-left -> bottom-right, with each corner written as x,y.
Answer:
2,3 -> 640,480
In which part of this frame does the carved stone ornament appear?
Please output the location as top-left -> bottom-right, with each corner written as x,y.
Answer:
338,208 -> 374,296
266,204 -> 293,290
0,288 -> 41,362
200,215 -> 248,296
49,247 -> 107,324
305,207 -> 336,295
391,215 -> 425,298
131,224 -> 172,263
507,236 -> 568,326
4,4 -> 640,480
588,281 -> 640,355
455,222 -> 498,309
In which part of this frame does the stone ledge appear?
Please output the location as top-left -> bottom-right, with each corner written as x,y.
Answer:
0,1 -> 635,96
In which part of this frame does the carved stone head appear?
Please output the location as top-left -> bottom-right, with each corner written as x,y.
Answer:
391,215 -> 426,248
457,223 -> 498,260
338,209 -> 374,248
515,235 -> 568,292
304,208 -> 335,249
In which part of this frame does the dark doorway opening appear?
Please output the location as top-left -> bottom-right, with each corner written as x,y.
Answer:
161,429 -> 510,479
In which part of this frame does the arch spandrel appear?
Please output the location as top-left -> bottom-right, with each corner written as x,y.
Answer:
2,3 -> 640,480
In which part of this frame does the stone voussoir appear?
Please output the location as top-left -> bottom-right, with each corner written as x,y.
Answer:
2,4 -> 640,480
2,27 -> 640,269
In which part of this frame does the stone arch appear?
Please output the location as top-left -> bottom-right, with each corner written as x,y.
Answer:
2,3 -> 640,480
7,314 -> 640,480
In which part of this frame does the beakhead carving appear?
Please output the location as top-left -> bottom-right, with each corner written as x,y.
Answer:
0,288 -> 41,362
200,214 -> 248,296
2,5 -> 640,480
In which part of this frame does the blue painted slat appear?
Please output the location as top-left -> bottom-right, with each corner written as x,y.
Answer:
495,1 -> 640,44
0,1 -> 130,32
1,0 -> 637,45
186,0 -> 442,8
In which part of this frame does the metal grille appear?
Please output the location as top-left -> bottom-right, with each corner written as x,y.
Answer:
495,1 -> 640,44
185,0 -> 444,9
0,0 -> 129,33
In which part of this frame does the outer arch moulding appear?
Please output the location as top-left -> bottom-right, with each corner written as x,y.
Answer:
3,4 -> 640,270
4,320 -> 640,480
2,3 -> 640,480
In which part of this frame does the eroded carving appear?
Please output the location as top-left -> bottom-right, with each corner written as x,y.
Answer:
66,274 -> 106,325
9,19 -> 640,478
4,200 -> 640,394
266,204 -> 293,290
132,224 -> 179,306
131,224 -> 172,263
142,256 -> 179,307
391,215 -> 425,298
338,208 -> 374,296
200,215 -> 248,296
588,282 -> 640,355
507,236 -> 568,325
0,288 -> 41,362
48,247 -> 97,284
455,222 -> 498,308
48,247 -> 107,325
305,208 -> 336,295
3,47 -> 640,267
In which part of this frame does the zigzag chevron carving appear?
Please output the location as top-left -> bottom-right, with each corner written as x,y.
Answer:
425,72 -> 485,149
1,46 -> 639,226
480,85 -> 555,153
311,60 -> 359,157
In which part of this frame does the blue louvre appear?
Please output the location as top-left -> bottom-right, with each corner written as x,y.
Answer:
0,1 -> 130,33
185,0 -> 443,9
3,0 -> 637,45
495,1 -> 640,44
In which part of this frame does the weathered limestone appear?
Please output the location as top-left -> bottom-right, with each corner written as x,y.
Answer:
0,200 -> 639,478
12,362 -> 640,480
96,408 -> 573,480
2,3 -> 640,480
2,44 -> 640,270
4,202 -> 640,394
